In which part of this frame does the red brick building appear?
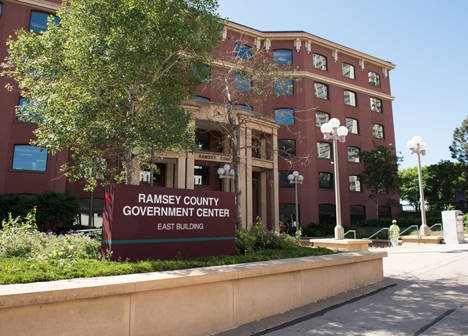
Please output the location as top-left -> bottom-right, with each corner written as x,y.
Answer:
0,1 -> 399,228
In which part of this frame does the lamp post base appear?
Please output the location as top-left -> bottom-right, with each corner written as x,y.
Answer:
334,226 -> 344,240
420,223 -> 430,236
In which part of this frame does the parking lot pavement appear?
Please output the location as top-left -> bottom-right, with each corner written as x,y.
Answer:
213,243 -> 468,336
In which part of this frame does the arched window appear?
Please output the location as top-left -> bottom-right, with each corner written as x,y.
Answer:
273,50 -> 293,65
319,204 -> 336,224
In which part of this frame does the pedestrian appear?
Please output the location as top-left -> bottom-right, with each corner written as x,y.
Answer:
389,219 -> 400,247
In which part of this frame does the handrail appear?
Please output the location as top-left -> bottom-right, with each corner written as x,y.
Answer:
344,230 -> 356,240
430,223 -> 443,235
364,227 -> 389,240
399,225 -> 420,244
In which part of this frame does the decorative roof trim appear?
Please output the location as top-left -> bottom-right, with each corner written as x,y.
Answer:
7,0 -> 60,11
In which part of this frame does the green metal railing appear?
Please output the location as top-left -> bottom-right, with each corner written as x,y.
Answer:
344,230 -> 356,240
399,225 -> 420,244
363,228 -> 391,247
430,223 -> 443,235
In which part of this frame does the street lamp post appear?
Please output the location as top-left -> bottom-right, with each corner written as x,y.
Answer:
406,136 -> 429,236
320,118 -> 349,239
288,171 -> 304,230
217,164 -> 235,192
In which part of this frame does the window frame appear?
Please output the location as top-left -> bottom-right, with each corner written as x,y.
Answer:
317,141 -> 331,160
370,97 -> 382,113
347,146 -> 360,163
12,145 -> 48,172
235,73 -> 252,91
274,108 -> 295,125
316,111 -> 330,127
343,90 -> 357,107
345,118 -> 359,135
279,171 -> 295,188
192,96 -> 210,102
29,10 -> 60,34
313,53 -> 327,71
314,82 -> 328,100
368,71 -> 381,87
318,172 -> 333,189
342,63 -> 355,79
278,139 -> 296,157
273,49 -> 293,65
349,175 -> 361,192
194,165 -> 210,186
234,43 -> 252,61
372,124 -> 384,139
274,79 -> 294,95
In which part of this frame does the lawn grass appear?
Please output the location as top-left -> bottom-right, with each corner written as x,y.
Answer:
0,246 -> 335,285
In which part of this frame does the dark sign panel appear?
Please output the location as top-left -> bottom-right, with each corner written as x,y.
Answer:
102,184 -> 235,261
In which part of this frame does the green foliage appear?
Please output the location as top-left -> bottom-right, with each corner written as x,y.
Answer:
398,166 -> 424,211
0,191 -> 80,232
301,222 -> 335,237
357,142 -> 400,218
425,161 -> 466,203
235,217 -> 301,255
450,116 -> 468,163
2,0 -> 224,188
355,213 -> 441,228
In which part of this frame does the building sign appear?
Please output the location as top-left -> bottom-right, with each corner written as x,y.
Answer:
102,184 -> 235,261
195,153 -> 231,162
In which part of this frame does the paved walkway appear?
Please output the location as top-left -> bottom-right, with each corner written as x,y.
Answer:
214,243 -> 468,336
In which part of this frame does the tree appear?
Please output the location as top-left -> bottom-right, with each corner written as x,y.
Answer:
357,142 -> 399,219
450,116 -> 468,163
425,161 -> 462,204
200,37 -> 303,228
2,0 -> 224,189
398,166 -> 423,211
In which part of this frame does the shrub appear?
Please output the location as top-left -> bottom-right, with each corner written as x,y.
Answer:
235,217 -> 300,255
301,222 -> 335,237
0,191 -> 80,232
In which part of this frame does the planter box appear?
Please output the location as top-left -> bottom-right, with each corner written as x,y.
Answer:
0,251 -> 386,336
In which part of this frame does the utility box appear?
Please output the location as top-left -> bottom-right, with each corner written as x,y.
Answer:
441,210 -> 466,244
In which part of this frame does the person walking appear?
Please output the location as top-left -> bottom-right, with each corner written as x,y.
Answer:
389,219 -> 400,247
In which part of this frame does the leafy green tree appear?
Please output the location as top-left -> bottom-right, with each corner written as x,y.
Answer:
398,166 -> 424,211
357,142 -> 400,219
425,161 -> 462,203
450,117 -> 468,163
2,0 -> 224,189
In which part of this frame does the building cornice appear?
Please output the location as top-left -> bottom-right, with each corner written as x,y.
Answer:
6,0 -> 59,11
225,21 -> 395,71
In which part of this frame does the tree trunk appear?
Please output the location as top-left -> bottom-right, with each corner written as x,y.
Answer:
375,193 -> 379,219
124,146 -> 134,185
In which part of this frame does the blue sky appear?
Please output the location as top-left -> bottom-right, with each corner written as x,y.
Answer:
217,0 -> 468,170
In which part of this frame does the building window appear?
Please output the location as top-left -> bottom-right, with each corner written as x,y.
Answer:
316,111 -> 329,127
346,118 -> 359,134
349,175 -> 361,192
319,204 -> 336,224
368,71 -> 381,87
140,164 -> 164,184
372,124 -> 384,139
195,130 -> 210,151
370,97 -> 382,113
17,98 -> 42,123
279,171 -> 294,188
278,139 -> 296,157
192,96 -> 210,101
29,11 -> 60,33
350,205 -> 365,224
0,3 -> 3,20
378,206 -> 391,218
235,43 -> 252,61
342,63 -> 355,79
275,109 -> 294,125
313,54 -> 327,71
273,50 -> 293,65
12,145 -> 48,171
347,146 -> 360,163
275,80 -> 293,95
317,142 -> 331,159
319,173 -> 333,189
314,82 -> 328,100
194,165 -> 210,186
235,73 -> 251,91
344,90 -> 357,106
191,64 -> 210,83
235,104 -> 252,111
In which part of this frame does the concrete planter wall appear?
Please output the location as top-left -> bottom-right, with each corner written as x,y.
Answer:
0,251 -> 386,336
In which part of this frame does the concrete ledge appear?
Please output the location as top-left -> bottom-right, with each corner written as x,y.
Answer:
305,239 -> 372,251
0,251 -> 387,336
401,236 -> 444,244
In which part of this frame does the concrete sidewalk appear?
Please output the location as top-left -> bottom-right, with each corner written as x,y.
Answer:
213,243 -> 468,336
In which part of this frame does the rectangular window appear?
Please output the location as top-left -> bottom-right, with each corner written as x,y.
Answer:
346,118 -> 359,134
372,124 -> 384,139
235,73 -> 251,91
275,109 -> 294,125
342,63 -> 355,79
368,71 -> 381,87
370,97 -> 382,113
279,171 -> 295,188
191,64 -> 210,83
316,111 -> 329,127
314,82 -> 328,99
194,165 -> 210,186
313,54 -> 327,71
0,3 -> 3,20
317,142 -> 331,159
344,90 -> 356,106
195,130 -> 210,151
349,175 -> 361,192
12,145 -> 47,171
347,146 -> 360,163
278,139 -> 296,157
275,80 -> 293,95
319,172 -> 333,189
29,11 -> 60,33
273,50 -> 293,65
235,43 -> 252,61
